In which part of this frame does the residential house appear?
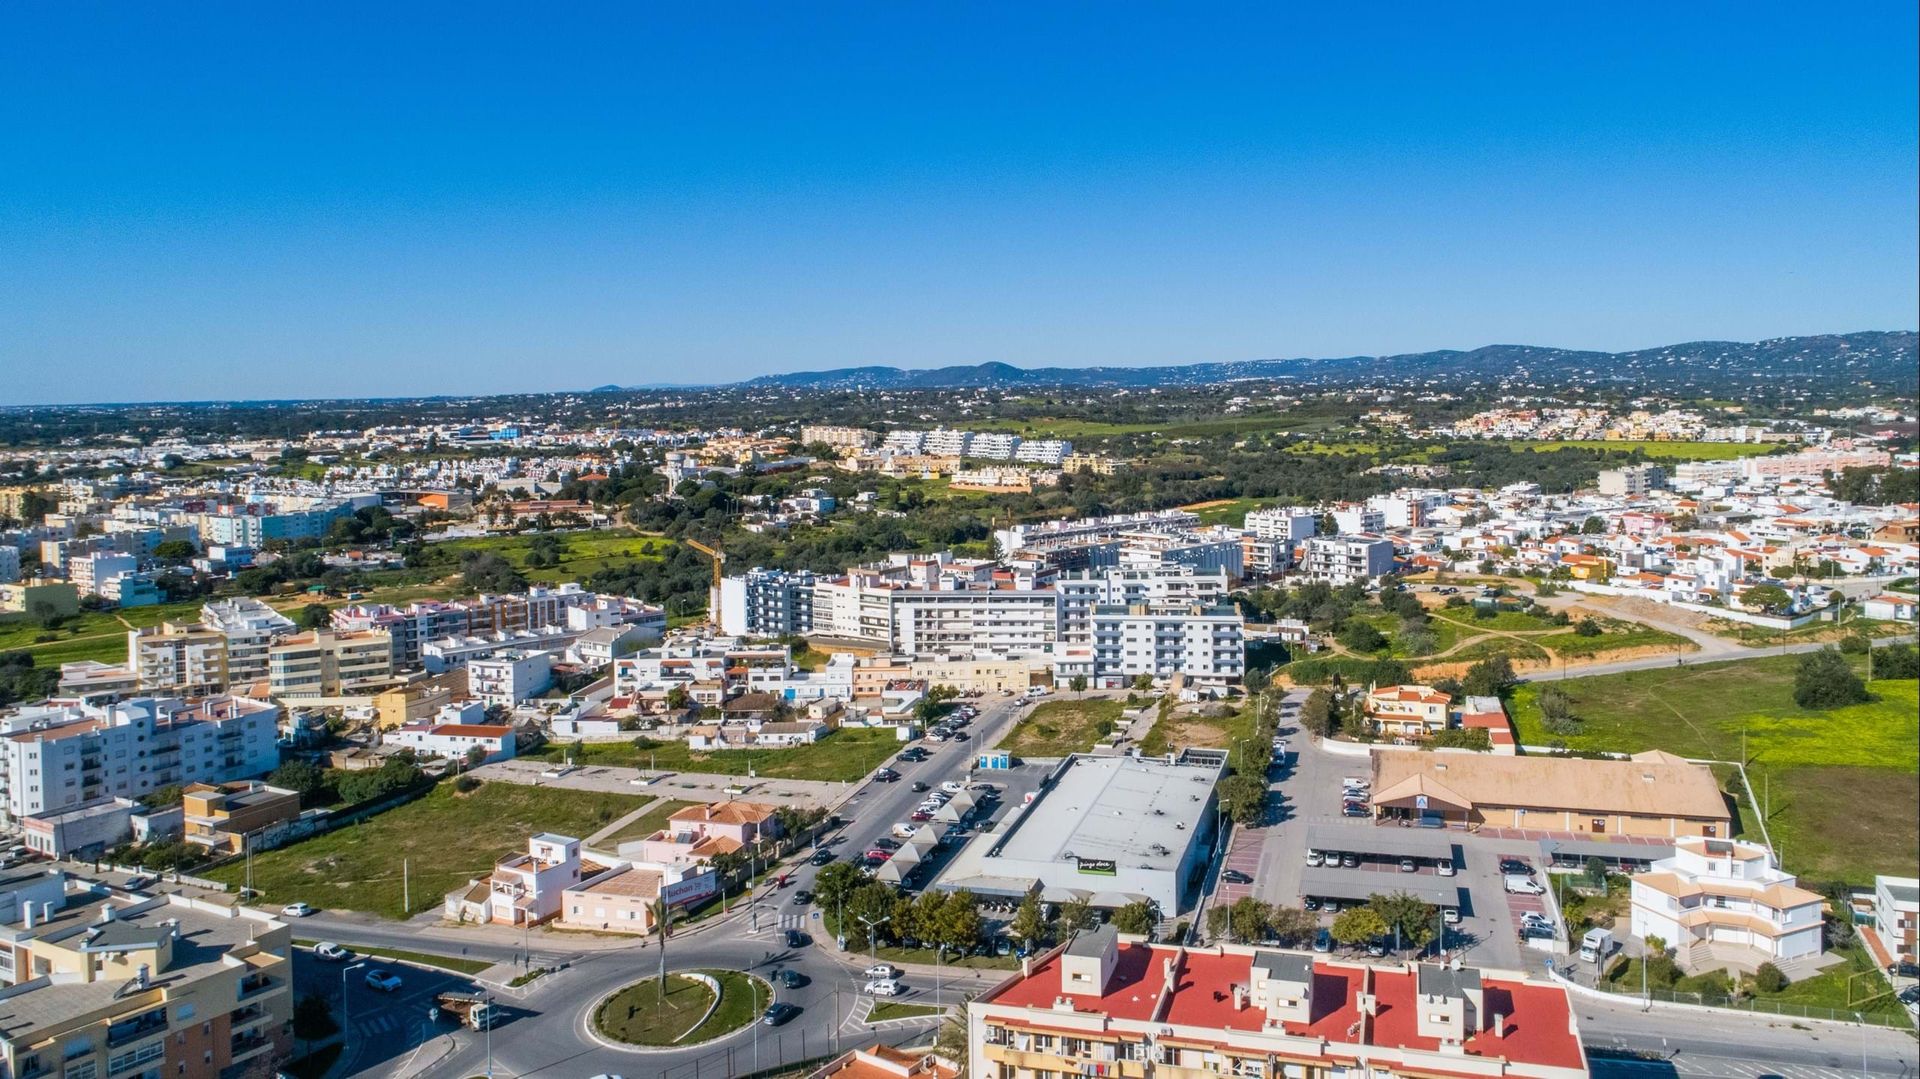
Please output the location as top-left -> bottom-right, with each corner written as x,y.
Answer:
1631,837 -> 1826,973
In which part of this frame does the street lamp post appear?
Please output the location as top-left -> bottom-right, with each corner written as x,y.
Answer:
483,992 -> 494,1078
858,913 -> 890,966
340,962 -> 366,1061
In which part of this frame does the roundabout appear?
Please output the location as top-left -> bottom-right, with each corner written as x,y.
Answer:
589,969 -> 771,1050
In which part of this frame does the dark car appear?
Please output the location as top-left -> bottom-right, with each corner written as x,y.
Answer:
1221,868 -> 1253,884
793,889 -> 813,905
1341,804 -> 1369,817
811,850 -> 835,866
784,929 -> 809,949
780,969 -> 808,989
1498,859 -> 1534,876
762,1002 -> 800,1026
874,837 -> 901,850
911,781 -> 931,792
1888,960 -> 1920,979
952,732 -> 970,741
874,769 -> 899,782
1303,897 -> 1322,911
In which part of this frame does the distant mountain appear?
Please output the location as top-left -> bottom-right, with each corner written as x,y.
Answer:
726,331 -> 1916,391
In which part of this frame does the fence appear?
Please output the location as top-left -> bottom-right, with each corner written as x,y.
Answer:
1550,965 -> 1914,1030
608,1018 -> 937,1079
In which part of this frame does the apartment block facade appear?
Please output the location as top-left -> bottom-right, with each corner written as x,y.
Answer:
198,598 -> 297,687
266,629 -> 394,699
0,697 -> 281,826
127,624 -> 230,698
1300,534 -> 1396,583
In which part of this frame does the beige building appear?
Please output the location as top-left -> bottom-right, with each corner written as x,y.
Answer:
1370,749 -> 1732,838
373,669 -> 470,729
267,628 -> 394,700
0,891 -> 293,1079
181,782 -> 303,856
128,623 -> 230,698
1364,684 -> 1451,739
1061,452 -> 1119,476
798,425 -> 878,449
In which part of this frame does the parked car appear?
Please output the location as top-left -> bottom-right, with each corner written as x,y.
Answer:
281,902 -> 314,918
122,875 -> 157,892
1443,907 -> 1462,925
1436,858 -> 1456,877
1398,858 -> 1417,873
1303,897 -> 1321,911
865,849 -> 893,862
1304,849 -> 1325,867
762,1003 -> 800,1026
811,850 -> 835,866
1312,929 -> 1332,953
864,963 -> 898,979
1888,960 -> 1920,979
1498,859 -> 1534,876
911,781 -> 931,792
1340,853 -> 1359,868
1365,940 -> 1389,958
313,942 -> 351,962
1341,804 -> 1369,818
1221,868 -> 1252,884
1504,874 -> 1546,895
910,811 -> 933,822
364,969 -> 403,992
941,780 -> 966,793
874,837 -> 901,850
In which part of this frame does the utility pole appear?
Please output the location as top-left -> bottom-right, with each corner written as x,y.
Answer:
403,858 -> 410,915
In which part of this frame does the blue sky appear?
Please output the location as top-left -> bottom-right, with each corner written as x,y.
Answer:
1,4 -> 1914,404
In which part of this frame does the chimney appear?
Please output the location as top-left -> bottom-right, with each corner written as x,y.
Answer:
98,903 -> 116,924
1493,1013 -> 1507,1038
21,901 -> 33,929
135,964 -> 149,990
41,902 -> 53,924
1161,956 -> 1177,992
1021,954 -> 1033,978
1357,992 -> 1378,1016
1231,984 -> 1247,1010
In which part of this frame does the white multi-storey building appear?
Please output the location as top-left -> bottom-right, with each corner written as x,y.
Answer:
1630,837 -> 1825,971
1301,533 -> 1396,583
200,596 -> 298,685
127,623 -> 229,697
995,510 -> 1200,556
0,696 -> 281,824
1055,568 -> 1230,644
1329,504 -> 1386,534
467,649 -> 553,706
923,428 -> 974,457
717,567 -> 818,638
69,552 -> 137,597
966,432 -> 1021,460
881,430 -> 928,454
891,586 -> 1061,658
1012,439 -> 1073,465
1242,507 -> 1318,544
797,425 -> 878,449
1069,603 -> 1244,689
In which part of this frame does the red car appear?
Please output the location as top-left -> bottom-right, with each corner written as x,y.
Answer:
910,810 -> 933,821
864,848 -> 893,862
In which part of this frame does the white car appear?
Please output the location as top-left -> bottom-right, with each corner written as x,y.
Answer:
312,942 -> 351,962
892,823 -> 920,839
941,780 -> 965,794
1304,849 -> 1325,867
863,978 -> 901,996
1504,874 -> 1546,895
281,902 -> 314,918
863,963 -> 897,979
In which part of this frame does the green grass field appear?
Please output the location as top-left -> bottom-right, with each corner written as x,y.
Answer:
204,782 -> 650,919
1177,498 -> 1287,526
529,726 -> 903,782
1511,655 -> 1918,883
997,698 -> 1124,757
1512,439 -> 1777,460
431,529 -> 671,584
1533,621 -> 1690,658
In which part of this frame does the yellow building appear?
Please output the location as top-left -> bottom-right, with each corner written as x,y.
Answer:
1362,684 -> 1452,739
181,782 -> 303,855
373,669 -> 470,729
0,891 -> 293,1079
0,581 -> 79,617
267,628 -> 394,700
128,623 -> 230,698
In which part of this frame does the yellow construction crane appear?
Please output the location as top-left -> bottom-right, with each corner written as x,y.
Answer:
686,538 -> 726,624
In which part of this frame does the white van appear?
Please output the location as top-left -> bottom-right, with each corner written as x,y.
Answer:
1579,927 -> 1615,963
1504,874 -> 1546,895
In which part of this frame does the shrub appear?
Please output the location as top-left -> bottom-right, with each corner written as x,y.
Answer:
1751,961 -> 1788,993
1574,618 -> 1602,638
454,775 -> 482,793
1838,633 -> 1871,655
1793,647 -> 1868,709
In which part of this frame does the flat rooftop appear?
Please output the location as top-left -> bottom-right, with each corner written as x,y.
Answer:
994,753 -> 1225,871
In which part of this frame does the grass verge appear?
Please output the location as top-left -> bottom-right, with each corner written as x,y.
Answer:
996,699 -> 1124,757
529,727 -> 903,782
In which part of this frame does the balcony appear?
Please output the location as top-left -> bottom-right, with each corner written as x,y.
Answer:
238,973 -> 278,1000
106,1010 -> 169,1048
229,1030 -> 274,1061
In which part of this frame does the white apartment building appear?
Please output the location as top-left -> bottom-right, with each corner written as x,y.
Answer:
1597,464 -> 1666,497
995,510 -> 1200,556
127,623 -> 229,697
1630,837 -> 1825,971
881,430 -> 928,454
68,552 -> 137,597
967,432 -> 1021,460
1013,439 -> 1072,465
1740,448 -> 1891,483
811,572 -> 903,644
200,596 -> 298,685
1300,533 -> 1396,583
1059,603 -> 1244,690
1874,876 -> 1917,965
717,566 -> 818,638
1330,504 -> 1386,534
923,429 -> 974,456
892,586 -> 1060,658
1118,530 -> 1245,579
1367,490 -> 1446,529
384,713 -> 516,763
1055,569 -> 1230,643
468,649 -> 553,706
0,695 -> 281,823
1242,507 -> 1318,544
